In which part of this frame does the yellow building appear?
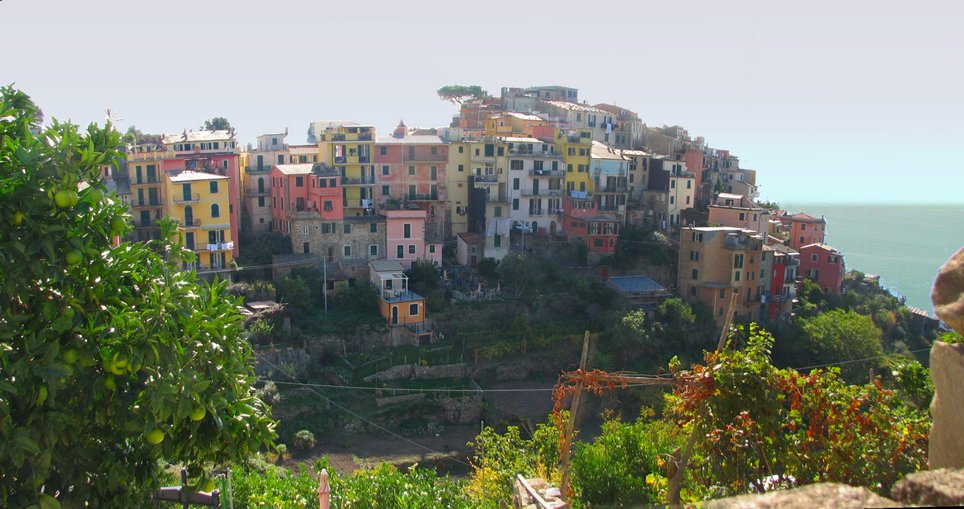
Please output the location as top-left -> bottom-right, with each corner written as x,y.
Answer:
446,141 -> 471,235
127,147 -> 166,242
314,121 -> 375,217
551,128 -> 593,193
482,112 -> 549,138
164,170 -> 234,272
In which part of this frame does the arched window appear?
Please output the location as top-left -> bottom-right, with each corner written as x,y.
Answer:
211,203 -> 220,218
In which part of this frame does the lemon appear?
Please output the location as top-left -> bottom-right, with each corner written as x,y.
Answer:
146,428 -> 165,445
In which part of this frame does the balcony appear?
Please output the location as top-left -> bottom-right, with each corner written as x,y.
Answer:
382,290 -> 422,303
245,165 -> 270,174
406,193 -> 440,201
597,184 -> 629,193
205,241 -> 235,252
173,194 -> 200,204
342,176 -> 376,185
134,199 -> 162,208
403,152 -> 447,162
474,174 -> 499,183
133,176 -> 160,185
245,189 -> 270,197
521,188 -> 563,197
180,219 -> 201,228
529,169 -> 565,178
527,208 -> 545,216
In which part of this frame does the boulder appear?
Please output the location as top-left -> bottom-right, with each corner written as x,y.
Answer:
933,247 -> 964,333
891,468 -> 964,506
929,341 -> 964,468
702,483 -> 897,509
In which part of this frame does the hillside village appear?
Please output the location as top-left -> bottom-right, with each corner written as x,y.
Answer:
107,85 -> 860,331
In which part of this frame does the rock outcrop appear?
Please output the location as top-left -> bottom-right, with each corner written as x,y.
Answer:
891,468 -> 964,506
933,247 -> 964,333
929,247 -> 964,469
702,483 -> 897,508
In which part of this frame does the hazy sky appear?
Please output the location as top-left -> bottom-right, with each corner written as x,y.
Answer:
4,0 -> 962,204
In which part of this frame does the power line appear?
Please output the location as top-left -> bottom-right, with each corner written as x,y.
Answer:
253,353 -> 471,468
789,347 -> 931,372
259,379 -> 555,394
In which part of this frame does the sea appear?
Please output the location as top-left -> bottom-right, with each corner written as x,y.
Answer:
782,203 -> 964,317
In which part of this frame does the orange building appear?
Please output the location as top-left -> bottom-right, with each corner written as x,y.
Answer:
678,227 -> 769,326
369,260 -> 425,327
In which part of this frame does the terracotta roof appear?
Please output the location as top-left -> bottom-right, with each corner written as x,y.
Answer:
458,232 -> 483,244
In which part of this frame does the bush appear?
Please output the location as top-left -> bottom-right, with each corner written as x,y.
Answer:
291,429 -> 317,452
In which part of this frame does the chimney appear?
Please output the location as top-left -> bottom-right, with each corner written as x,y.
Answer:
393,120 -> 407,139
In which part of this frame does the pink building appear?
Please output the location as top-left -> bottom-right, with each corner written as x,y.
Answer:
707,193 -> 770,237
384,209 -> 439,268
374,123 -> 448,228
780,212 -> 826,251
798,243 -> 845,294
270,163 -> 343,234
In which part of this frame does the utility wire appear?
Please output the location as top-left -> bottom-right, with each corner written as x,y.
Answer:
789,347 -> 931,372
254,353 -> 472,468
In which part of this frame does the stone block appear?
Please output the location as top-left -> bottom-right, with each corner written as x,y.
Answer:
891,468 -> 964,506
929,341 -> 964,469
702,483 -> 897,509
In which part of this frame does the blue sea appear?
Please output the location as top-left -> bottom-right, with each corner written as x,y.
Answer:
782,203 -> 963,316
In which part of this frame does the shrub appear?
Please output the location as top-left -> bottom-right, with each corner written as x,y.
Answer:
291,429 -> 317,452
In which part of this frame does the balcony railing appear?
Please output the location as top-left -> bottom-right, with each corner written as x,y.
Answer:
529,169 -> 565,177
173,194 -> 200,204
474,174 -> 499,183
597,184 -> 628,193
342,176 -> 376,185
134,199 -> 162,208
180,219 -> 201,228
527,208 -> 545,216
382,290 -> 422,303
511,150 -> 562,159
407,193 -> 439,201
521,188 -> 563,197
205,241 -> 235,252
403,152 -> 447,162
246,189 -> 270,197
133,176 -> 160,185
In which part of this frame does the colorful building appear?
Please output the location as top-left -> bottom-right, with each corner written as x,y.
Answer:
678,227 -> 768,326
369,260 -> 425,327
313,121 -> 376,216
270,163 -> 343,234
799,243 -> 845,294
483,112 -> 549,138
503,136 -> 565,235
384,209 -> 439,268
445,139 -> 472,236
590,141 -> 629,217
164,170 -> 234,272
561,194 -> 619,255
765,243 -> 799,321
642,159 -> 696,231
781,212 -> 827,251
241,131 -> 289,234
456,232 -> 484,268
127,144 -> 166,242
549,128 -> 593,195
707,193 -> 770,238
375,123 -> 449,237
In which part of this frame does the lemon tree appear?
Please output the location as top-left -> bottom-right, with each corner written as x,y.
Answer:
0,86 -> 275,507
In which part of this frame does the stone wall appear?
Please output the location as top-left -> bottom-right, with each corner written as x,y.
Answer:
930,246 -> 964,469
364,362 -> 468,383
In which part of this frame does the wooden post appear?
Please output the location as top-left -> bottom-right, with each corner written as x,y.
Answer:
559,330 -> 591,501
668,290 -> 739,508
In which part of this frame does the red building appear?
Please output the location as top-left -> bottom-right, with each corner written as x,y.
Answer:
798,243 -> 845,294
780,212 -> 826,251
270,163 -> 342,234
765,243 -> 799,321
561,194 -> 619,254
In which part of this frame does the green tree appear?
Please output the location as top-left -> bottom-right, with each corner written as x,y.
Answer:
276,276 -> 313,313
0,87 -> 275,506
121,125 -> 144,144
237,230 -> 292,265
405,259 -> 440,296
795,309 -> 884,382
202,116 -> 232,131
437,85 -> 488,105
